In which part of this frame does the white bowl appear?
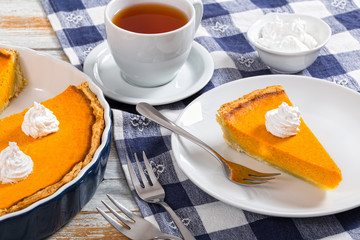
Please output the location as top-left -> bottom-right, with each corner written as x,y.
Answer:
247,13 -> 331,73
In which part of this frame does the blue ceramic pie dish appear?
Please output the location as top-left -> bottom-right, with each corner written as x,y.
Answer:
0,44 -> 112,240
0,127 -> 111,240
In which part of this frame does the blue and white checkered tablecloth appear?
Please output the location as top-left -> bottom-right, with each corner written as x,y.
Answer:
42,0 -> 360,239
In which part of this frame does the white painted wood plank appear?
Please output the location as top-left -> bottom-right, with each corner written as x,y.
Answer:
82,179 -> 137,212
0,0 -> 46,17
49,212 -> 131,239
0,26 -> 61,49
84,137 -> 137,212
0,0 -> 61,49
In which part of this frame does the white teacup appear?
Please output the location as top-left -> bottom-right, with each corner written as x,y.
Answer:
105,0 -> 203,88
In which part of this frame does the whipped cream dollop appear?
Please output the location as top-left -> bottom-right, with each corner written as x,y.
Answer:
0,142 -> 33,184
257,15 -> 318,52
265,102 -> 301,138
22,102 -> 59,139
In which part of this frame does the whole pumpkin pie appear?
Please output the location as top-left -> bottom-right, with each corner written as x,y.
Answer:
216,85 -> 342,190
0,48 -> 27,114
0,82 -> 104,216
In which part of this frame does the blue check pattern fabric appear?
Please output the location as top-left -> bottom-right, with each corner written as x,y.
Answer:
42,0 -> 360,239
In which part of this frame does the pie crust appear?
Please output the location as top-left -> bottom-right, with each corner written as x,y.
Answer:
0,82 -> 104,216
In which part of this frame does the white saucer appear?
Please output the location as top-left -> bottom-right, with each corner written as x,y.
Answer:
83,41 -> 214,105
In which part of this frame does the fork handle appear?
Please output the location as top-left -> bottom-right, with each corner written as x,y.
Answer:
136,102 -> 218,158
159,201 -> 195,240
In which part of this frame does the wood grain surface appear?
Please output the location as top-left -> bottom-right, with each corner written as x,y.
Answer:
0,0 -> 134,239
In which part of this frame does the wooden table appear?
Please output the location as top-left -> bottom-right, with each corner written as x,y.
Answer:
0,0 -> 135,239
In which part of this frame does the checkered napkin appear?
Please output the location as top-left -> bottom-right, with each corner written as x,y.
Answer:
42,0 -> 360,239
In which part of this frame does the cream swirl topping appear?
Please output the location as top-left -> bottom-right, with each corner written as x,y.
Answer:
265,102 -> 301,138
257,15 -> 318,52
0,142 -> 33,184
22,102 -> 59,139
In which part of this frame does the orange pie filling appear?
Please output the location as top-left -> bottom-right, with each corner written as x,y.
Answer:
217,85 -> 342,190
0,82 -> 104,216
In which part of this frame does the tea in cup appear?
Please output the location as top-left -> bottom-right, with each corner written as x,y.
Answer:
105,0 -> 203,87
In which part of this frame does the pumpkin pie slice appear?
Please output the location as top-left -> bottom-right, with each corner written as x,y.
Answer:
0,48 -> 27,114
216,85 -> 342,190
0,82 -> 104,216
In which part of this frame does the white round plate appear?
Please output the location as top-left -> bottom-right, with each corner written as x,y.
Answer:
171,75 -> 360,218
83,41 -> 214,105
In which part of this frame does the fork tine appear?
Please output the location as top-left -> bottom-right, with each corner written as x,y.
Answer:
126,154 -> 143,189
243,177 -> 275,182
102,200 -> 133,227
107,194 -> 139,221
240,166 -> 280,178
243,180 -> 269,185
97,207 -> 130,233
250,173 -> 281,178
242,173 -> 279,185
223,159 -> 279,181
134,152 -> 151,187
142,151 -> 160,187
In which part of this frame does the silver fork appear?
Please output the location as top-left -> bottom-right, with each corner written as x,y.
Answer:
136,102 -> 280,185
126,152 -> 195,240
97,194 -> 182,240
